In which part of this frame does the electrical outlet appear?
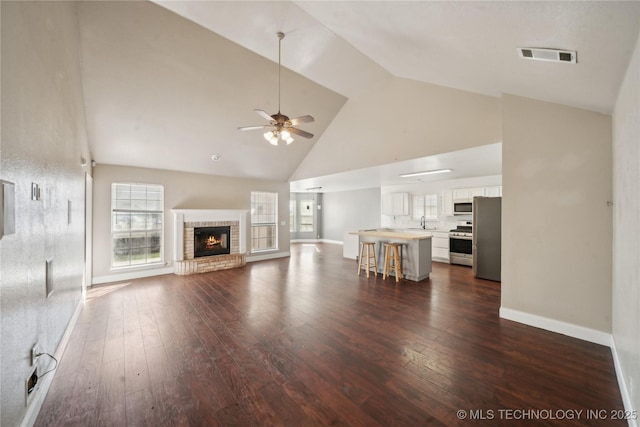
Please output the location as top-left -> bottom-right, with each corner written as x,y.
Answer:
25,366 -> 38,406
30,343 -> 40,366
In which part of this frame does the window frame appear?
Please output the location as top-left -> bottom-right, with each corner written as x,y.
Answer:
250,191 -> 278,253
424,193 -> 438,220
289,199 -> 297,233
110,183 -> 164,269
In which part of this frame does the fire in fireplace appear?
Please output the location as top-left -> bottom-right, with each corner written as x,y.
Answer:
194,226 -> 231,257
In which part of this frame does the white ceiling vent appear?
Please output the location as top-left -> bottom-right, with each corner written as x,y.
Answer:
517,48 -> 577,64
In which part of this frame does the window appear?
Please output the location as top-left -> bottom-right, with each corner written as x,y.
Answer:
251,191 -> 278,252
425,194 -> 438,220
111,183 -> 163,268
299,199 -> 314,232
289,199 -> 297,232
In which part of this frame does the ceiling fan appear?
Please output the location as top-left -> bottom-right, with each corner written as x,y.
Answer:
238,32 -> 314,146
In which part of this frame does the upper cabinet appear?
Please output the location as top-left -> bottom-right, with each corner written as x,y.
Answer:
452,188 -> 469,201
470,187 -> 485,198
382,192 -> 409,216
453,187 -> 485,201
485,185 -> 502,197
442,186 -> 502,216
442,190 -> 453,216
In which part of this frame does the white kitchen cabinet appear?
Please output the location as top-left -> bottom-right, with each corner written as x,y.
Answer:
442,190 -> 453,216
394,193 -> 409,215
453,187 -> 486,201
452,188 -> 469,201
485,185 -> 502,197
470,187 -> 485,198
382,192 -> 409,216
431,231 -> 450,263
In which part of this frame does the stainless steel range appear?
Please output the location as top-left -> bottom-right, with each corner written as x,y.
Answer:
450,221 -> 473,267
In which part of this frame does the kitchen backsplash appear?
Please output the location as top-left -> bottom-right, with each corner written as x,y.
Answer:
381,215 -> 472,230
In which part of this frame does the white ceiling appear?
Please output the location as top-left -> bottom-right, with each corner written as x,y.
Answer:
78,1 -> 640,191
289,143 -> 502,193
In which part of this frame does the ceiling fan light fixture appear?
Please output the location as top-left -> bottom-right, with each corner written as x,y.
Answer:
238,32 -> 315,145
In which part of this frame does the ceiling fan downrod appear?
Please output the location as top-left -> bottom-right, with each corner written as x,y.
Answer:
277,32 -> 284,115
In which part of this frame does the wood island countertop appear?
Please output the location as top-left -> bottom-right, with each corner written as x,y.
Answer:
349,230 -> 432,240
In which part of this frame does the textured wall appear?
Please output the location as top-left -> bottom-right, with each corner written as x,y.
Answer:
612,30 -> 640,417
501,94 -> 613,332
92,164 -> 290,281
0,2 -> 91,426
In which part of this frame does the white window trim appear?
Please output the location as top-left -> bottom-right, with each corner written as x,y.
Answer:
251,191 -> 278,253
110,183 -> 164,270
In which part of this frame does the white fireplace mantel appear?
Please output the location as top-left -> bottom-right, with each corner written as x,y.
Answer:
172,209 -> 248,261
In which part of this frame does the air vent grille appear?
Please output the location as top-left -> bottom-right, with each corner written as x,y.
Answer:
517,47 -> 577,64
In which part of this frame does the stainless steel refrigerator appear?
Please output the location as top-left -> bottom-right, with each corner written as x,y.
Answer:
472,197 -> 501,281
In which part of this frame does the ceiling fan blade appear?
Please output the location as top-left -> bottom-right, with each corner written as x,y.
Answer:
289,115 -> 315,126
288,127 -> 314,139
238,125 -> 272,131
254,109 -> 274,122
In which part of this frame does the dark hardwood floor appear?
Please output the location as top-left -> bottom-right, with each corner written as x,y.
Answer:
35,243 -> 624,426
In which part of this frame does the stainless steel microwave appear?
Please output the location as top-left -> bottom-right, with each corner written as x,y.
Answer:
453,201 -> 473,215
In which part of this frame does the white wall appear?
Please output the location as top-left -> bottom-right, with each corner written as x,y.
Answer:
501,94 -> 613,334
290,76 -> 501,181
612,30 -> 640,418
92,165 -> 290,282
0,2 -> 91,425
321,188 -> 381,241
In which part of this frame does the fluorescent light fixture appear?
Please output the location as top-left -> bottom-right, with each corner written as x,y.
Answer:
400,169 -> 452,178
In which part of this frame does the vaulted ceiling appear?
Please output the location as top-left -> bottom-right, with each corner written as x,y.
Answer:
77,1 -> 640,190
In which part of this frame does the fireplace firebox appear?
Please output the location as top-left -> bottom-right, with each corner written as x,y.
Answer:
194,226 -> 231,257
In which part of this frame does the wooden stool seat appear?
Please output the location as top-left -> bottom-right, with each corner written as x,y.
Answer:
383,243 -> 403,282
357,242 -> 378,278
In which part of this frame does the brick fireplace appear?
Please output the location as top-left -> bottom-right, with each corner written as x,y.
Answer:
172,209 -> 248,275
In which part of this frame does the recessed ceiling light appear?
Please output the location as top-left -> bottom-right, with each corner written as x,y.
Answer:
306,186 -> 322,191
400,169 -> 452,178
211,154 -> 221,161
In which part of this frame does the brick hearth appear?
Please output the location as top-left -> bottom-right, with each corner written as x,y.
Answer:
172,209 -> 249,276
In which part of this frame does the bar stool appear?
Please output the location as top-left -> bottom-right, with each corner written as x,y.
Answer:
357,241 -> 378,278
383,243 -> 403,282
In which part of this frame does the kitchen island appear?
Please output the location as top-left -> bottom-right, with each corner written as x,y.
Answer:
350,230 -> 432,281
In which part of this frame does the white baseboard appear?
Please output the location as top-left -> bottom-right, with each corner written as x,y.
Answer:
246,251 -> 291,263
610,338 -> 638,427
499,307 -> 612,346
21,299 -> 84,427
92,266 -> 174,285
290,239 -> 343,245
320,239 -> 343,245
